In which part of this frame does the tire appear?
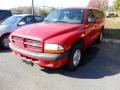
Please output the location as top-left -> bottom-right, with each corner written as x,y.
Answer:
96,32 -> 103,43
0,34 -> 10,49
66,43 -> 83,70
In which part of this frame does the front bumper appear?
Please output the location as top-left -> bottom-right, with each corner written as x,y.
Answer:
9,43 -> 69,68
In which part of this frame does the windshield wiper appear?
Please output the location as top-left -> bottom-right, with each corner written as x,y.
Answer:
52,20 -> 70,23
44,20 -> 74,24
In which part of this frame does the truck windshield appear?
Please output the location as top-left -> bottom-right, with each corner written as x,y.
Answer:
44,9 -> 84,24
1,16 -> 22,25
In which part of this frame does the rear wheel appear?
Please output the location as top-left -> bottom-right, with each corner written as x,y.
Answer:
0,34 -> 10,49
66,43 -> 83,70
96,32 -> 103,43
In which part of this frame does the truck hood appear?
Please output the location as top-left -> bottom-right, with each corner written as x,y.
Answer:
12,23 -> 83,40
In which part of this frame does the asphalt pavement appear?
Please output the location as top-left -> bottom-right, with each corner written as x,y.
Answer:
0,42 -> 120,90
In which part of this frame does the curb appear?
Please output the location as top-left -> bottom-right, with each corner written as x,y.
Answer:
102,38 -> 120,44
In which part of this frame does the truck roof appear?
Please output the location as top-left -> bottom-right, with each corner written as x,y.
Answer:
60,7 -> 103,11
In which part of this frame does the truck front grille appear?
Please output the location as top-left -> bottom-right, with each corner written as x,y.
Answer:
11,36 -> 43,52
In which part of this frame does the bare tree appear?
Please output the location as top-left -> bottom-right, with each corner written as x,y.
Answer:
88,0 -> 108,10
11,6 -> 55,16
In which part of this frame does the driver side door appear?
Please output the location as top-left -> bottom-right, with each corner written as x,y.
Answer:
84,9 -> 96,48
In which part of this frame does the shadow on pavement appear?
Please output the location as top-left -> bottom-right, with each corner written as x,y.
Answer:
0,48 -> 11,53
41,43 -> 120,79
103,28 -> 120,40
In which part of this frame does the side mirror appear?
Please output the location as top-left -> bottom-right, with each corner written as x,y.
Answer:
87,17 -> 96,23
18,21 -> 26,26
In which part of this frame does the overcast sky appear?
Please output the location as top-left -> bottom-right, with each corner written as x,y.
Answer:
0,0 -> 115,9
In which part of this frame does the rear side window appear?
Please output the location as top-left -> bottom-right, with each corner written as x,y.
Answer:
34,16 -> 44,22
94,10 -> 104,19
21,16 -> 35,24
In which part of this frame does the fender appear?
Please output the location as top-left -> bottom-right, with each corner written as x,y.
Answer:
45,29 -> 85,51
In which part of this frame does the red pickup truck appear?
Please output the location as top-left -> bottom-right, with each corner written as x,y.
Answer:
9,8 -> 105,70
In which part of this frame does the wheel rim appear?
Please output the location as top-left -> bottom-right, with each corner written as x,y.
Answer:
73,49 -> 81,67
100,33 -> 103,41
3,36 -> 10,48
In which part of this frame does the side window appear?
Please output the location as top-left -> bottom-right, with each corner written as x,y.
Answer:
87,10 -> 95,18
95,10 -> 104,19
34,16 -> 44,22
87,9 -> 96,23
20,16 -> 35,24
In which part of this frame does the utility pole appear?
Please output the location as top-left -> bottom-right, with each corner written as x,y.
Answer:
32,0 -> 34,14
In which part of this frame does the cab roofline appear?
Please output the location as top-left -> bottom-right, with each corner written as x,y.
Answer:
59,7 -> 103,11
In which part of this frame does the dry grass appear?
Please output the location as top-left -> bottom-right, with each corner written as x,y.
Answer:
103,17 -> 120,40
105,17 -> 120,29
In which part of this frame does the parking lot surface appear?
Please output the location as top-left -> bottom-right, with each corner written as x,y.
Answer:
0,43 -> 120,90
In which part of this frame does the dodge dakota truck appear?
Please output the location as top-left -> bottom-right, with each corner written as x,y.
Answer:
9,8 -> 105,70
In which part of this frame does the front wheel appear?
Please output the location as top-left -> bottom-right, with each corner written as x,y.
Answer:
0,34 -> 10,49
66,43 -> 82,70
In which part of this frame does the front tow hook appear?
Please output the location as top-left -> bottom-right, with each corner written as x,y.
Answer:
22,59 -> 34,66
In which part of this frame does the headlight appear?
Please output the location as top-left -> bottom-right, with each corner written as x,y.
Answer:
44,44 -> 64,54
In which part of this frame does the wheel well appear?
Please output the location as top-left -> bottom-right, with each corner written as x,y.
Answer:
71,38 -> 84,51
0,33 -> 10,39
73,38 -> 83,45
